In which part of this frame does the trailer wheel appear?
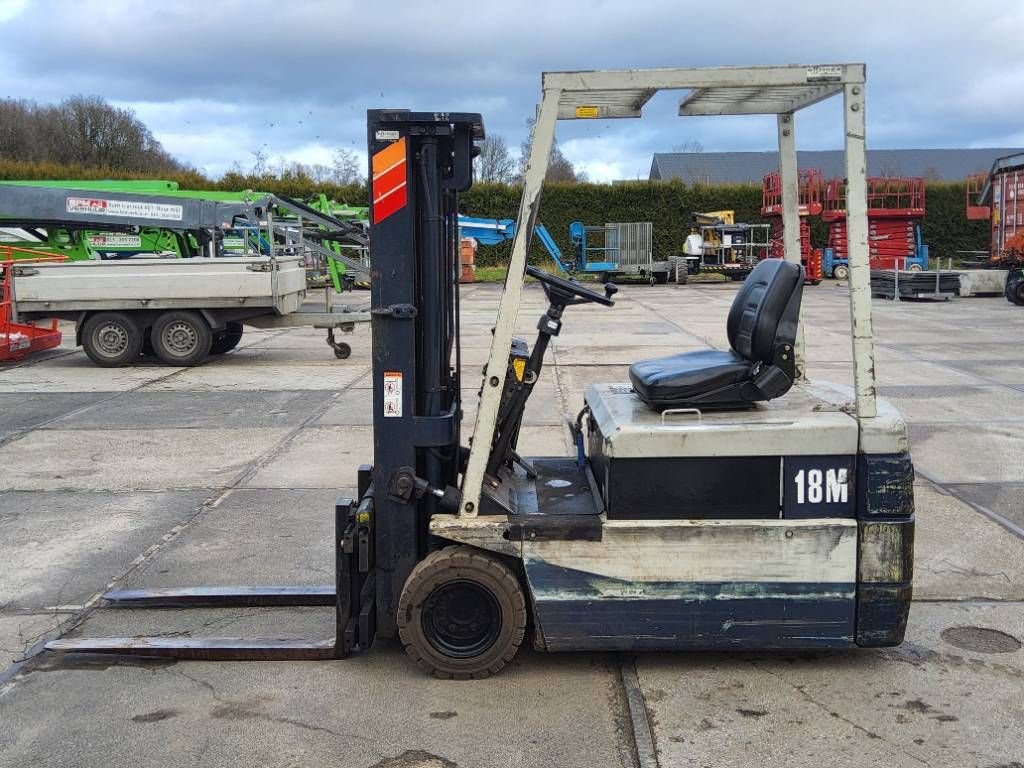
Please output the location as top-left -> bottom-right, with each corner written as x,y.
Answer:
832,264 -> 850,281
210,322 -> 244,355
398,546 -> 527,679
81,312 -> 143,367
151,311 -> 212,367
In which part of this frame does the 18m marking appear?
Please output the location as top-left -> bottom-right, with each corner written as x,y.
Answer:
794,468 -> 848,504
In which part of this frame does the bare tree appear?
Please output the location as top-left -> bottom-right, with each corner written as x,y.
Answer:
518,117 -> 583,183
672,139 -> 705,153
331,148 -> 363,184
877,160 -> 902,178
474,135 -> 516,183
250,149 -> 269,175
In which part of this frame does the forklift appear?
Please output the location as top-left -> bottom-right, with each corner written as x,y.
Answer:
48,64 -> 914,678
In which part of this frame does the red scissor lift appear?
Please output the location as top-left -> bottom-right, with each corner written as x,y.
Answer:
0,246 -> 65,362
761,169 -> 824,284
822,176 -> 928,276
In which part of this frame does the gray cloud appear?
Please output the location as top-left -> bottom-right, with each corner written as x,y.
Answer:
0,0 -> 1019,180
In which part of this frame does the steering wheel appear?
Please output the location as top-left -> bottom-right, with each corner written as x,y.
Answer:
525,265 -> 617,307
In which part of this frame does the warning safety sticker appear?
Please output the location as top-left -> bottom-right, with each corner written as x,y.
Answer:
383,371 -> 403,418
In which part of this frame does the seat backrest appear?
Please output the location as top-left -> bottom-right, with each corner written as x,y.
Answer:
726,259 -> 804,363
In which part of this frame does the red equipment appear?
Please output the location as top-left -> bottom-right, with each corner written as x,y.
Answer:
965,173 -> 990,221
761,169 -> 823,283
0,247 -> 65,362
823,176 -> 926,271
966,155 -> 1024,264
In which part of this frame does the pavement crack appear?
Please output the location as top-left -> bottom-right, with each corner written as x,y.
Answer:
754,662 -> 931,766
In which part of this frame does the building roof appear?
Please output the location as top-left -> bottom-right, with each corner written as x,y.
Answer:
649,148 -> 1024,183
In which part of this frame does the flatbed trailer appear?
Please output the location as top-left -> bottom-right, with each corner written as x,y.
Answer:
9,255 -> 369,366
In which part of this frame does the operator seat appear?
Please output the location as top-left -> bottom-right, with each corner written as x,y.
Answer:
629,258 -> 804,410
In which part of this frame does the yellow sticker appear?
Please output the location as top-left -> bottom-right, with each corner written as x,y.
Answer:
575,106 -> 600,119
512,358 -> 527,381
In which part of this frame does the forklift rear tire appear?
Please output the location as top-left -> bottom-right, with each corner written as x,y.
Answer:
81,312 -> 143,367
151,310 -> 212,367
832,264 -> 849,281
398,546 -> 527,679
210,322 -> 244,355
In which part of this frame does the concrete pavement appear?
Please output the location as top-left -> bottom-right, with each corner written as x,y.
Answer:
1,282 -> 1022,767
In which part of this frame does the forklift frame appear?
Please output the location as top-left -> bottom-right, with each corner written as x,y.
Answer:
459,64 -> 878,519
46,65 -> 905,671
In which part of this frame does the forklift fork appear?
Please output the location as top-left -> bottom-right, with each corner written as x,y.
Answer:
46,472 -> 377,662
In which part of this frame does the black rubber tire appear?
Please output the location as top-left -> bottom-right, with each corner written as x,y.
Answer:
832,264 -> 850,281
1008,276 -> 1024,306
333,342 -> 351,360
81,312 -> 143,367
398,546 -> 527,679
669,258 -> 688,286
151,310 -> 212,367
210,322 -> 244,355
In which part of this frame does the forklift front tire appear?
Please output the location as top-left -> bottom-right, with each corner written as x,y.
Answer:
398,546 -> 527,679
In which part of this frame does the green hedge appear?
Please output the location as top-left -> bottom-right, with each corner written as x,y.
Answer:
0,160 -> 989,265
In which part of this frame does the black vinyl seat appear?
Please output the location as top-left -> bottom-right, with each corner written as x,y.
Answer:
629,259 -> 804,410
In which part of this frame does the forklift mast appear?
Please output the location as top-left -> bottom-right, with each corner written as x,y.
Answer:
364,110 -> 483,638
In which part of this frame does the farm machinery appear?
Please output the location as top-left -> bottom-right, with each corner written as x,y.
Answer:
47,64 -> 914,678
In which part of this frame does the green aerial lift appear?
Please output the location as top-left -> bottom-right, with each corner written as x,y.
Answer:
0,180 -> 371,289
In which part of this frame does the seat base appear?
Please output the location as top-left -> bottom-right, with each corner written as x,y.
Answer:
629,349 -> 763,410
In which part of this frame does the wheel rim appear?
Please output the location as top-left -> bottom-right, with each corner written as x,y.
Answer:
421,579 -> 501,659
835,266 -> 848,279
95,322 -> 129,357
161,321 -> 198,357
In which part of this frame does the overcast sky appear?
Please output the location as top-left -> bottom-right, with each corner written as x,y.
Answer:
0,0 -> 1020,182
